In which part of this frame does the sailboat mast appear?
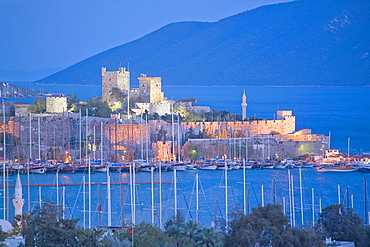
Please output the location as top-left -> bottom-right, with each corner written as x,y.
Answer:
56,170 -> 59,205
28,113 -> 31,213
261,185 -> 264,207
159,162 -> 163,230
101,122 -> 103,165
196,173 -> 199,223
174,169 -> 177,220
62,186 -> 65,219
2,98 -> 6,220
38,186 -> 42,208
82,175 -> 86,229
129,163 -> 134,225
85,109 -> 88,159
312,188 -> 315,226
171,102 -> 175,161
338,184 -> 341,204
288,169 -> 292,226
107,168 -> 112,227
299,168 -> 304,227
177,114 -> 181,162
88,159 -> 91,228
79,109 -> 82,162
38,117 -> 41,161
151,166 -> 154,225
243,159 -> 246,215
225,162 -> 228,229
291,173 -> 296,227
348,137 -> 350,161
133,163 -> 136,225
93,126 -> 96,161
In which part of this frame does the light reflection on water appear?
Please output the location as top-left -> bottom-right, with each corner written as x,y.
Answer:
3,168 -> 369,228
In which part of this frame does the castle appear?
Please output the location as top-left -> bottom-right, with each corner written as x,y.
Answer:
101,67 -> 170,116
0,69 -> 328,162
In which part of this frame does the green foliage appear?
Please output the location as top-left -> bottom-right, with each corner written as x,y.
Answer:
317,204 -> 362,242
182,142 -> 203,161
29,98 -> 46,113
203,109 -> 242,122
73,96 -> 112,118
178,98 -> 197,104
0,226 -> 7,245
67,92 -> 80,110
17,199 -> 103,247
226,204 -> 324,247
109,87 -> 126,102
165,215 -> 223,247
184,111 -> 203,122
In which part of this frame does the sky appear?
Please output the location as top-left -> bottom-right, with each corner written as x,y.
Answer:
0,0 -> 290,82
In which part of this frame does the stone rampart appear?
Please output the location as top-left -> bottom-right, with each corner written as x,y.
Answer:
181,116 -> 295,138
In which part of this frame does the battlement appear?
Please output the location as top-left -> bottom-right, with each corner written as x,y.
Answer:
277,110 -> 292,120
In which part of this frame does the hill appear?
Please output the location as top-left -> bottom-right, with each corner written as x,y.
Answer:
35,0 -> 370,86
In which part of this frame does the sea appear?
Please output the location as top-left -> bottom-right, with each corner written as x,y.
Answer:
2,82 -> 370,229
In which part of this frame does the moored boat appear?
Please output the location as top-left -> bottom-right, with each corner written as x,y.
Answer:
29,165 -> 46,174
319,163 -> 358,172
169,162 -> 187,171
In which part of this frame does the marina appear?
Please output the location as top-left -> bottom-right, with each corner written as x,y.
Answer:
2,164 -> 370,229
0,85 -> 368,231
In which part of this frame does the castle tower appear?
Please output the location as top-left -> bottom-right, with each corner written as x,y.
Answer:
138,74 -> 164,103
241,91 -> 247,120
12,173 -> 24,216
46,96 -> 67,113
102,67 -> 130,101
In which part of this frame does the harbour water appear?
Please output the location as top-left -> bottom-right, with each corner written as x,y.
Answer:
7,166 -> 370,229
3,83 -> 370,228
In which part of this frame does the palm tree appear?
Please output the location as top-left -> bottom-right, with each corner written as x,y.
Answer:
196,227 -> 219,247
185,220 -> 200,243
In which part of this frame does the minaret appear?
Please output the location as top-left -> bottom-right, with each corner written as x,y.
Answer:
241,91 -> 247,120
12,173 -> 24,216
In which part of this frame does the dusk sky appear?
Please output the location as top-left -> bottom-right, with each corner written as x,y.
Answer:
0,0 -> 290,81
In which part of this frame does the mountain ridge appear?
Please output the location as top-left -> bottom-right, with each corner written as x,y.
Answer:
35,0 -> 370,87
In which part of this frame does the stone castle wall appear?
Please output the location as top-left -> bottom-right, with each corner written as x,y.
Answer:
102,67 -> 130,100
103,123 -> 148,146
181,116 -> 296,138
46,97 -> 67,113
138,74 -> 164,103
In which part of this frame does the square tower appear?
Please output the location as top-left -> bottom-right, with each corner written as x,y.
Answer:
102,67 -> 130,100
138,74 -> 164,103
46,96 -> 67,113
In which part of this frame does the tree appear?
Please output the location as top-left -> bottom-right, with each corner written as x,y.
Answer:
73,96 -> 112,118
100,223 -> 168,247
196,227 -> 222,247
67,92 -> 79,110
29,98 -> 46,113
226,204 -> 323,247
317,204 -> 362,242
109,87 -> 126,102
19,199 -> 103,247
178,98 -> 197,104
182,142 -> 203,161
184,111 -> 203,122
